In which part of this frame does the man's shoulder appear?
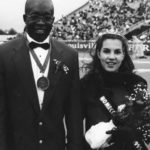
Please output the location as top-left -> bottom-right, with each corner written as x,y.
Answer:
0,34 -> 25,51
51,38 -> 77,54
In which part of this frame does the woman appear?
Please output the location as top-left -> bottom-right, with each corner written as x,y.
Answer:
81,33 -> 149,150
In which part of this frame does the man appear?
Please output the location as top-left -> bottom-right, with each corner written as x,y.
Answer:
0,0 -> 83,150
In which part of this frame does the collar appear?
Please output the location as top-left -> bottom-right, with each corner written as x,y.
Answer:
26,32 -> 50,44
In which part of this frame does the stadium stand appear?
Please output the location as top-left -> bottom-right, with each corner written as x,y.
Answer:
51,0 -> 150,41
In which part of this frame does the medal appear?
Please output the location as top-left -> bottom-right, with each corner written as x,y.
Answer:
37,76 -> 49,91
29,40 -> 51,91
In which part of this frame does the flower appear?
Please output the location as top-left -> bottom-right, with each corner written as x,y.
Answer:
85,120 -> 116,149
117,104 -> 126,112
112,82 -> 150,146
53,59 -> 69,74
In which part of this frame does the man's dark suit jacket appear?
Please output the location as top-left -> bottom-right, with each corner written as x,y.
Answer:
0,34 -> 83,150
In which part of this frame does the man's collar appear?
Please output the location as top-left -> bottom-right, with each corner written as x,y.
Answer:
26,32 -> 50,44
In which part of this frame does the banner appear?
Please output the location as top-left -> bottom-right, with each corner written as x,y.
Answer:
64,40 -> 150,56
128,41 -> 150,56
64,40 -> 95,52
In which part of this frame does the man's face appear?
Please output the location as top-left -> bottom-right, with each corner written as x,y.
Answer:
24,0 -> 54,42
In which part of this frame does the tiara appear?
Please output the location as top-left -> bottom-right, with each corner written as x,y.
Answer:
99,29 -> 127,39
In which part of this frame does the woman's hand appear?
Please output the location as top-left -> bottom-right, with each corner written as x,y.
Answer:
106,126 -> 136,143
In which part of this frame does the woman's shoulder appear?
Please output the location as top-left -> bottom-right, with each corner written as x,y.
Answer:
125,73 -> 147,90
128,73 -> 147,84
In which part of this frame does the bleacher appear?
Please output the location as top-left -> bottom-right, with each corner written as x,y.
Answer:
51,0 -> 150,41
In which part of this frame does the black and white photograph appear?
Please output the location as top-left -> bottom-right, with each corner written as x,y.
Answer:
0,0 -> 150,150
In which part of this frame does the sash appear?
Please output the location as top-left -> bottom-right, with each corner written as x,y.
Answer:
99,96 -> 145,150
99,96 -> 116,115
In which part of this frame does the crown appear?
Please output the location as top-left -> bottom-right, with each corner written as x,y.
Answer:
99,29 -> 126,39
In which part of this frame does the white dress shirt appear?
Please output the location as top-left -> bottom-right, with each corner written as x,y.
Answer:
26,33 -> 50,109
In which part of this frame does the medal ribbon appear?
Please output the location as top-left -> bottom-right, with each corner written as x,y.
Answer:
30,43 -> 51,73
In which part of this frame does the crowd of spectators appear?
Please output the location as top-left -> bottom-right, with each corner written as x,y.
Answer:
51,0 -> 150,40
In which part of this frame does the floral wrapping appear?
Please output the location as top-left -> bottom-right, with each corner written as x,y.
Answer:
85,120 -> 115,149
111,82 -> 150,149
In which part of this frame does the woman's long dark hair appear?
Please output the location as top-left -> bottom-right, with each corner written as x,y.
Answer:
87,33 -> 135,75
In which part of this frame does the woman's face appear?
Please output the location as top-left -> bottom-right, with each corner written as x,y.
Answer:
98,39 -> 125,72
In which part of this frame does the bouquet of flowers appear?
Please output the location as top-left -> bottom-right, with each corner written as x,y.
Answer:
85,82 -> 150,150
109,82 -> 150,149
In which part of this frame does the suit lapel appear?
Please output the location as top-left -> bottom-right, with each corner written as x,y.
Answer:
13,35 -> 40,114
42,39 -> 63,110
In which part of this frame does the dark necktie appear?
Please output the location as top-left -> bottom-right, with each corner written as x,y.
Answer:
29,41 -> 50,50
